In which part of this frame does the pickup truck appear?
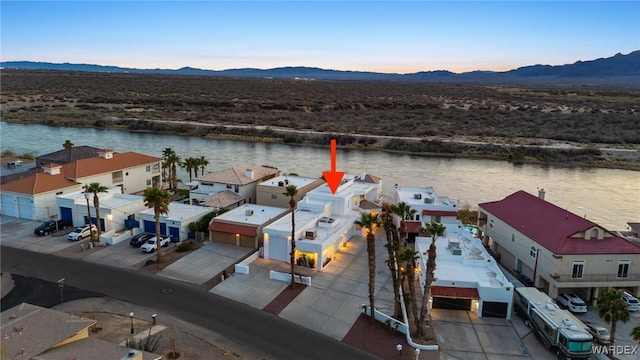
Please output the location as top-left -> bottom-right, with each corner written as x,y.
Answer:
140,236 -> 171,253
34,220 -> 70,235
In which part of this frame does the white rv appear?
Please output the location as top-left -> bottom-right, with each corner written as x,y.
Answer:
514,287 -> 592,359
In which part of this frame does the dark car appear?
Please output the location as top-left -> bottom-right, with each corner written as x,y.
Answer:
34,220 -> 70,236
130,233 -> 154,247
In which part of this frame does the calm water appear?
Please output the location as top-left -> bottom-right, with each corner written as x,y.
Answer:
1,122 -> 638,230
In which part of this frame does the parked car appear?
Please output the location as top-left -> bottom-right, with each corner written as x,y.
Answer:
556,293 -> 587,313
34,220 -> 70,236
622,291 -> 640,311
67,224 -> 97,241
130,233 -> 154,247
584,321 -> 610,345
140,236 -> 170,253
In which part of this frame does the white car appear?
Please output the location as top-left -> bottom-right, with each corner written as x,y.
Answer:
67,224 -> 97,241
140,236 -> 170,253
556,293 -> 587,313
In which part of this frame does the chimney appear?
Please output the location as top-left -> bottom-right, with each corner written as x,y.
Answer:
245,169 -> 254,179
97,149 -> 114,159
43,163 -> 62,175
538,188 -> 545,200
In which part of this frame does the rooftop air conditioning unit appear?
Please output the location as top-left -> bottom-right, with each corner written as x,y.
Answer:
305,230 -> 317,240
278,181 -> 285,186
414,193 -> 422,200
245,209 -> 254,216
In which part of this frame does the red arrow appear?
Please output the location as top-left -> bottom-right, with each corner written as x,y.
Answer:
322,139 -> 345,195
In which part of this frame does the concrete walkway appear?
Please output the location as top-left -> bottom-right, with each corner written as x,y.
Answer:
157,242 -> 252,285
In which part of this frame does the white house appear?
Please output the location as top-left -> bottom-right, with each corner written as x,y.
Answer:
0,149 -> 162,221
0,164 -> 83,221
262,172 -> 382,272
208,203 -> 288,248
394,186 -> 459,242
139,202 -> 213,242
190,164 -> 279,206
415,222 -> 514,319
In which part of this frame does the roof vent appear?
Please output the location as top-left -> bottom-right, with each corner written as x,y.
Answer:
413,193 -> 422,199
562,318 -> 573,326
245,209 -> 254,216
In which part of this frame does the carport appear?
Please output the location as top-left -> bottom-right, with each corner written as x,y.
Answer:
432,286 -> 479,311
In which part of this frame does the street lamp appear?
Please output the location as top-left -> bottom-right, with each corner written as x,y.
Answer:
129,312 -> 135,335
83,189 -> 94,242
415,348 -> 421,360
396,344 -> 403,356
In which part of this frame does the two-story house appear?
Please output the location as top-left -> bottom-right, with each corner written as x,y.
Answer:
478,190 -> 640,303
0,149 -> 162,221
190,164 -> 279,208
394,186 -> 459,242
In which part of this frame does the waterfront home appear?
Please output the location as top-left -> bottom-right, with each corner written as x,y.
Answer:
208,203 -> 288,248
393,186 -> 460,242
0,149 -> 162,221
35,145 -> 102,166
262,172 -> 382,272
189,164 -> 279,206
479,190 -> 640,303
415,222 -> 514,319
139,202 -> 213,242
256,174 -> 324,208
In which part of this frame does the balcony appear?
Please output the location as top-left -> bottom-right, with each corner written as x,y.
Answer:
550,273 -> 640,282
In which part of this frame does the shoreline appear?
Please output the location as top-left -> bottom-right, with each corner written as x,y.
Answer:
2,119 -> 640,171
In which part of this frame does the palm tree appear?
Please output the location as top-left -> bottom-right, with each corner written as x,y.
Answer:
390,202 -> 415,250
198,156 -> 210,176
631,323 -> 640,342
397,247 -> 419,331
62,140 -> 74,149
354,212 -> 381,325
181,157 -> 198,182
597,287 -> 631,355
417,222 -> 446,337
283,184 -> 299,288
85,182 -> 108,241
382,203 -> 402,319
144,187 -> 171,268
162,148 -> 181,190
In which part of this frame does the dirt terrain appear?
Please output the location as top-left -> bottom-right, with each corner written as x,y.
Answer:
2,69 -> 639,169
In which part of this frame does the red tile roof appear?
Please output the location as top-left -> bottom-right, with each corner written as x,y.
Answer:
209,221 -> 257,237
0,172 -> 80,195
479,190 -> 640,255
421,210 -> 458,217
61,152 -> 161,179
404,221 -> 423,234
431,286 -> 479,299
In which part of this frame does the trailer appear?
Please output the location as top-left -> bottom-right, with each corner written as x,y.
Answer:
514,287 -> 592,359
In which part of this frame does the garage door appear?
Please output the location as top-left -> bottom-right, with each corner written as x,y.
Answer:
144,220 -> 166,235
60,207 -> 73,223
1,194 -> 17,217
433,297 -> 472,311
18,197 -> 34,219
481,301 -> 509,318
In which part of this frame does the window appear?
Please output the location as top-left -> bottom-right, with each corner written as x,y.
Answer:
112,170 -> 123,183
618,260 -> 630,278
146,179 -> 152,186
530,246 -> 537,258
572,261 -> 584,279
146,165 -> 151,172
415,215 -> 420,221
234,185 -> 239,193
512,234 -> 515,242
271,194 -> 277,199
434,216 -> 442,223
226,184 -> 232,189
489,219 -> 494,229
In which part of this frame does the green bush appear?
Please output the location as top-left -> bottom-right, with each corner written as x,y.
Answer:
176,241 -> 197,252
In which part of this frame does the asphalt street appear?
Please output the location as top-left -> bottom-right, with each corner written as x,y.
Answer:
1,246 -> 377,360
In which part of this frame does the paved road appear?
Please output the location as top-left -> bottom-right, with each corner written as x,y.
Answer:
1,246 -> 377,360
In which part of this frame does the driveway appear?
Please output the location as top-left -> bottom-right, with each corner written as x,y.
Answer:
0,216 -> 79,253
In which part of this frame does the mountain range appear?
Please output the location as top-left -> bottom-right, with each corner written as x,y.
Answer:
2,51 -> 639,87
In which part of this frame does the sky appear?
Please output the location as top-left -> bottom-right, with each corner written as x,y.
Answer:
1,1 -> 639,74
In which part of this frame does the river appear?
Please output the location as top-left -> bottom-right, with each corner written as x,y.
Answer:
1,121 -> 638,230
